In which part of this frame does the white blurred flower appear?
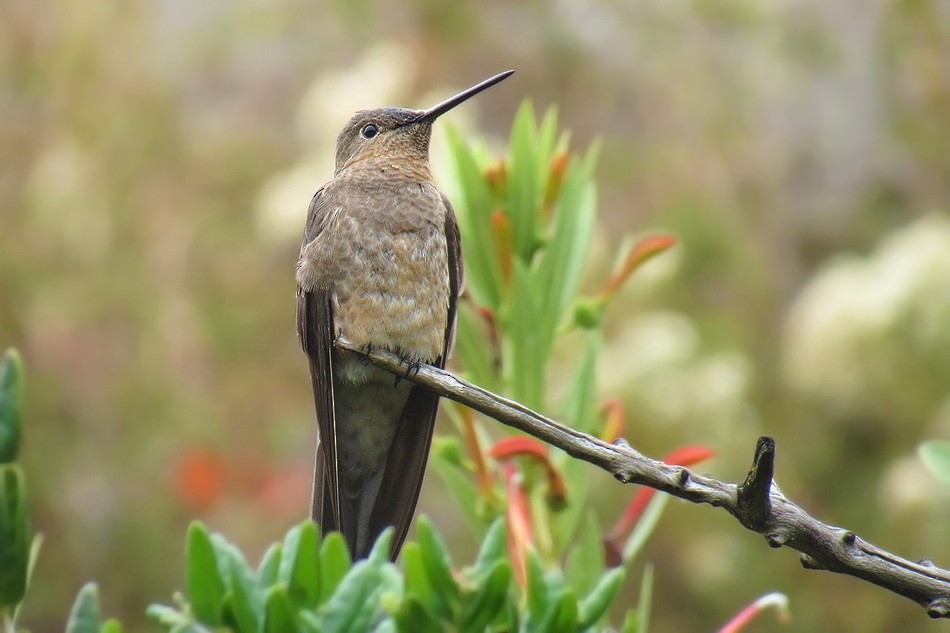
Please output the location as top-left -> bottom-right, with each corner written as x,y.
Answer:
600,311 -> 754,430
256,42 -> 489,243
781,214 -> 950,408
256,42 -> 412,242
295,42 -> 414,146
25,138 -> 111,258
879,454 -> 938,514
256,156 -> 330,244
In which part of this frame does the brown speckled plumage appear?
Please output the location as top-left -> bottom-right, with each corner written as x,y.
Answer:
295,71 -> 512,561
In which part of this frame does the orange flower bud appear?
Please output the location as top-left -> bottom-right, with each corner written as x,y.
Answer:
597,234 -> 677,300
541,151 -> 570,218
490,209 -> 513,286
484,159 -> 508,197
599,399 -> 626,443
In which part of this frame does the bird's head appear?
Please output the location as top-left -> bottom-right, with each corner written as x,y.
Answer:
332,70 -> 514,176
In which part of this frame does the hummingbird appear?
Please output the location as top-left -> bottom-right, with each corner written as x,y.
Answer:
296,70 -> 513,560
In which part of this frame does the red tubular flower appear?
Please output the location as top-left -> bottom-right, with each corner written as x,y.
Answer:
719,592 -> 790,633
490,436 -> 568,509
461,407 -> 494,496
490,436 -> 549,461
604,445 -> 716,565
597,234 -> 677,300
501,462 -> 532,588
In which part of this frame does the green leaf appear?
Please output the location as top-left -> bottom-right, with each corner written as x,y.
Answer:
369,619 -> 397,633
536,108 -> 561,180
621,609 -> 641,633
455,304 -> 497,389
547,451 -> 590,557
445,125 -> 503,309
145,604 -> 184,627
184,522 -> 225,625
472,518 -> 506,576
215,538 -> 261,633
99,618 -> 125,633
559,334 -> 601,434
319,560 -> 385,633
459,560 -> 511,632
429,437 -> 483,534
298,611 -> 324,633
534,155 -> 597,354
367,527 -> 394,565
401,542 -> 432,606
0,349 -> 23,463
536,589 -> 579,633
393,595 -> 441,633
577,568 -> 624,630
279,522 -> 321,610
318,532 -> 351,603
257,543 -> 282,591
263,585 -> 297,633
564,513 -> 604,597
637,564 -> 654,633
13,534 -> 44,622
65,583 -> 102,633
505,261 -> 545,409
524,549 -> 548,625
0,464 -> 29,607
919,440 -> 950,485
507,102 -> 541,263
416,516 -> 459,619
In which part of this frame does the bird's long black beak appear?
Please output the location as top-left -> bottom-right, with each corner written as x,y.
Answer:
411,70 -> 515,125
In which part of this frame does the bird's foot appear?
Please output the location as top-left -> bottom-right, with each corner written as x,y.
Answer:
402,357 -> 423,378
391,354 -> 423,387
358,343 -> 374,366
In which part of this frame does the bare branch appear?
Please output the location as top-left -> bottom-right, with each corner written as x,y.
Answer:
335,336 -> 950,619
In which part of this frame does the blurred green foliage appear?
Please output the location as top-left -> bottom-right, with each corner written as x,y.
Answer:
145,518 -> 627,633
0,350 -> 32,627
2,0 -> 950,631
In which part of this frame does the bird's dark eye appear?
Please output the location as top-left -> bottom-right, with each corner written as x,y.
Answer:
360,123 -> 379,139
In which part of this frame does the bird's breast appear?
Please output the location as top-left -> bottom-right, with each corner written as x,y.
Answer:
335,222 -> 449,363
300,182 -> 451,364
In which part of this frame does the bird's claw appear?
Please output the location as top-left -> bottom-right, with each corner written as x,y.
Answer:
358,343 -> 374,365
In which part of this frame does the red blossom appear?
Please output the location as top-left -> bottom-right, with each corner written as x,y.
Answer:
490,436 -> 549,461
491,436 -> 568,509
501,462 -> 532,588
174,448 -> 226,513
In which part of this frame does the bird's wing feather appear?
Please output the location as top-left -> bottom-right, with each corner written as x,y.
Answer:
296,187 -> 342,533
442,193 -> 464,357
365,196 -> 463,559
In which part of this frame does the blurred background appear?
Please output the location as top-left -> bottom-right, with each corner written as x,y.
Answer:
2,0 -> 949,630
